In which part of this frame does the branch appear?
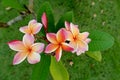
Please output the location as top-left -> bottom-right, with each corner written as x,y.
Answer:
0,11 -> 27,28
0,1 -> 36,28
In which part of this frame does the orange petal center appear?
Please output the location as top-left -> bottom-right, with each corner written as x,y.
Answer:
25,46 -> 33,54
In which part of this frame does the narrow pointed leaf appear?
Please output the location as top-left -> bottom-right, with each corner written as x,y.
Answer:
86,51 -> 102,62
50,56 -> 69,80
55,11 -> 74,32
31,54 -> 51,80
37,2 -> 55,33
89,30 -> 114,51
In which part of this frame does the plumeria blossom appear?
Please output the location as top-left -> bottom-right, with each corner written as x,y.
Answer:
45,28 -> 74,61
65,21 -> 91,55
8,34 -> 44,65
19,19 -> 42,35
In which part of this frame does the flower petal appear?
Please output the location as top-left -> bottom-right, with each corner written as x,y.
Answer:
55,47 -> 62,61
70,23 -> 79,37
76,50 -> 85,56
46,33 -> 58,44
65,21 -> 70,30
57,28 -> 68,42
13,52 -> 27,65
32,43 -> 44,53
62,43 -> 74,52
23,34 -> 34,47
19,26 -> 29,34
69,41 -> 78,53
42,12 -> 48,29
85,38 -> 91,43
31,23 -> 42,34
45,43 -> 59,53
65,31 -> 74,41
77,40 -> 88,52
27,52 -> 40,64
8,40 -> 25,51
28,19 -> 37,28
78,32 -> 89,40
75,41 -> 88,56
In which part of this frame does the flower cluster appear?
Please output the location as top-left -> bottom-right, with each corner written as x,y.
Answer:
64,21 -> 91,55
8,13 -> 90,65
8,20 -> 44,65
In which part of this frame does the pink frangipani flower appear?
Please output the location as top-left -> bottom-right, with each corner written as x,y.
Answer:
19,19 -> 42,35
45,28 -> 74,61
8,34 -> 44,65
65,21 -> 91,55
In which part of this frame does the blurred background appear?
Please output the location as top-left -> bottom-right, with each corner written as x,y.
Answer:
0,0 -> 120,80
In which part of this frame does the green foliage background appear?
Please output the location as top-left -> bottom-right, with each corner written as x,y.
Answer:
0,0 -> 120,80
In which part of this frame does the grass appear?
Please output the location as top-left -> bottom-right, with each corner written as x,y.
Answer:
0,0 -> 120,80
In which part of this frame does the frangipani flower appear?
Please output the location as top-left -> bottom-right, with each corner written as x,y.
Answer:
19,19 -> 42,35
45,28 -> 74,61
65,21 -> 91,55
8,34 -> 44,65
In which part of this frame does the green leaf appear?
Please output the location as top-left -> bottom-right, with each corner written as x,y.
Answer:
2,0 -> 25,11
89,30 -> 114,51
86,51 -> 102,62
31,54 -> 51,80
37,2 -> 55,33
50,56 -> 69,80
55,11 -> 74,32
